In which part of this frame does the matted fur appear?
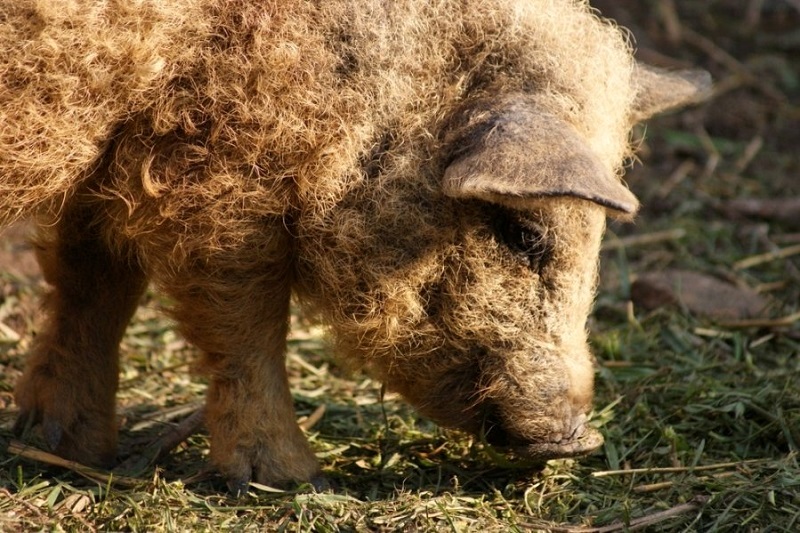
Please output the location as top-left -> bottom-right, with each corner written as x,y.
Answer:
1,0 -> 697,487
1,0 -> 634,234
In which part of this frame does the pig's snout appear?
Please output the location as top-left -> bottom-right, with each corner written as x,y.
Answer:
482,409 -> 604,461
514,425 -> 604,461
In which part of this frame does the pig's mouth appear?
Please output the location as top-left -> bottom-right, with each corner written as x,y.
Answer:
480,411 -> 605,461
510,426 -> 604,461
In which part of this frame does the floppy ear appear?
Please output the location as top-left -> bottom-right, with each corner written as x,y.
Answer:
442,95 -> 639,217
631,62 -> 712,123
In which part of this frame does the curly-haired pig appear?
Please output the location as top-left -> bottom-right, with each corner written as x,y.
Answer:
0,0 -> 709,490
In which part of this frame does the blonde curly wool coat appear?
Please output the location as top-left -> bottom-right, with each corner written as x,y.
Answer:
1,0 -> 708,489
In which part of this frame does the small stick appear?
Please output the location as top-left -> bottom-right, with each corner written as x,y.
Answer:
734,135 -> 764,173
655,0 -> 682,45
717,311 -> 800,329
0,487 -> 48,520
633,472 -> 737,493
118,360 -> 192,387
633,481 -> 675,493
287,352 -> 328,377
298,404 -> 326,432
757,233 -> 800,282
696,127 -> 721,181
774,234 -> 800,245
7,440 -> 145,488
681,27 -> 788,105
127,402 -> 204,432
148,408 -> 205,462
532,495 -> 708,533
656,160 -> 695,200
602,229 -> 686,251
755,281 -> 788,293
733,243 -> 800,270
592,458 -> 767,478
116,408 -> 205,473
744,0 -> 765,31
121,404 -> 323,474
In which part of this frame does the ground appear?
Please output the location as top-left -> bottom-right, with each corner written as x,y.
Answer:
1,0 -> 799,530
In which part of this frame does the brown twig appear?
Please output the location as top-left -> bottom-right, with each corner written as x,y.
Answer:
148,408 -> 205,462
655,0 -> 682,45
656,160 -> 696,199
733,244 -> 800,270
717,311 -> 800,330
744,0 -> 765,32
126,401 -> 204,432
525,495 -> 709,533
592,458 -> 767,478
734,135 -> 764,173
602,229 -> 686,252
298,404 -> 327,432
0,487 -> 48,520
681,27 -> 788,105
722,198 -> 800,227
633,472 -> 737,493
7,440 -> 145,488
116,408 -> 205,473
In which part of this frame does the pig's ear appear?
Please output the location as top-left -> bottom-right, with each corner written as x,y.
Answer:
442,98 -> 639,217
631,62 -> 712,123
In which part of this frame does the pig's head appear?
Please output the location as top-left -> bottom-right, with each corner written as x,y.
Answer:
295,64 -> 709,460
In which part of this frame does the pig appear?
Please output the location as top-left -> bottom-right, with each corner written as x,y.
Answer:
0,0 -> 709,491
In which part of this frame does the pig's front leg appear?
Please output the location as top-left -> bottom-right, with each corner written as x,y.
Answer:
14,207 -> 147,467
163,249 -> 320,492
203,347 -> 322,494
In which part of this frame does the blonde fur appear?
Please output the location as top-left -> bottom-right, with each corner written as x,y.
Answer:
2,0 -> 658,486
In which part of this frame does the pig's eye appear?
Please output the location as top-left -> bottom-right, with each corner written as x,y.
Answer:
493,212 -> 552,269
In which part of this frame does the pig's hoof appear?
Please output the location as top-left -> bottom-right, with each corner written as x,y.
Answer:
13,408 -> 117,468
223,471 -> 329,497
224,473 -> 330,497
309,474 -> 333,492
516,426 -> 604,461
226,476 -> 251,498
215,446 -> 322,496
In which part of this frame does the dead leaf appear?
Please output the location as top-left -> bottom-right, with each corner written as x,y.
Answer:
631,269 -> 770,320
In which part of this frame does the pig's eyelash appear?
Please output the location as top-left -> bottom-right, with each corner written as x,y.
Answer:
492,211 -> 551,270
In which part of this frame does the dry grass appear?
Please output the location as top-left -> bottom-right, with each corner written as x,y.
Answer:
2,0 -> 799,530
